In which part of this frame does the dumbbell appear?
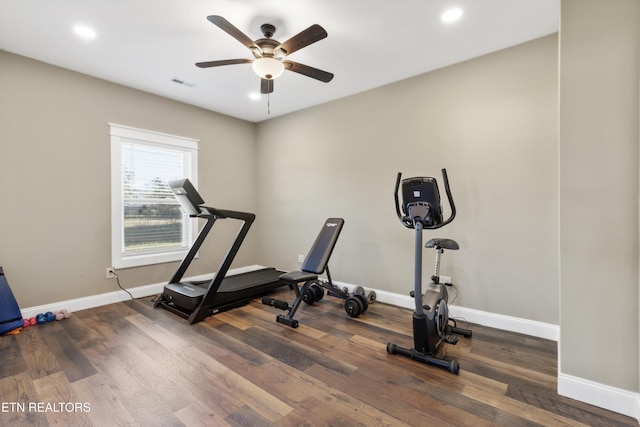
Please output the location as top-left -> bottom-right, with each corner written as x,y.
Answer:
302,282 -> 325,305
365,290 -> 376,303
352,286 -> 376,304
35,312 -> 55,324
344,293 -> 368,318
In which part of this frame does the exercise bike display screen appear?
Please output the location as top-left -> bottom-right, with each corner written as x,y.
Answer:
401,177 -> 443,226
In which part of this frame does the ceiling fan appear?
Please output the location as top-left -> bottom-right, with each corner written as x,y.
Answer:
196,15 -> 334,94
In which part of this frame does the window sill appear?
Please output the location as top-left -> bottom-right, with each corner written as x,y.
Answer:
113,250 -> 191,269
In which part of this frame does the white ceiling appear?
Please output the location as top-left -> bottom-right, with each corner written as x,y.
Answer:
0,0 -> 559,123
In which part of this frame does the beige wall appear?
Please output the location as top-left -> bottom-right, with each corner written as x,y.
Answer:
0,51 -> 258,308
256,34 -> 560,324
559,0 -> 639,391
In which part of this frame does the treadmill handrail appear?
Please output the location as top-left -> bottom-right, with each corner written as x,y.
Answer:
168,206 -> 255,285
200,206 -> 256,223
190,212 -> 255,323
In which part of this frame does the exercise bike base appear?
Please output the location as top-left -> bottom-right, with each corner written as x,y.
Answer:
387,342 -> 460,374
449,326 -> 472,338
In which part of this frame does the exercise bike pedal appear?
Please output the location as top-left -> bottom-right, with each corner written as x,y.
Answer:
443,335 -> 459,345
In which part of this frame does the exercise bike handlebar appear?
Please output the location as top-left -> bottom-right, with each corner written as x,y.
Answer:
439,168 -> 456,228
394,168 -> 456,229
394,172 -> 412,228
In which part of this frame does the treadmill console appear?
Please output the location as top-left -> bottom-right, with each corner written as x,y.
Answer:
169,178 -> 205,216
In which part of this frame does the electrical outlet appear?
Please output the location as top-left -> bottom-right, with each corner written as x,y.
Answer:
439,275 -> 452,285
106,267 -> 116,279
298,254 -> 305,263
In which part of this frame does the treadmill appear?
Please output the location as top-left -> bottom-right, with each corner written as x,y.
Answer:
154,178 -> 286,324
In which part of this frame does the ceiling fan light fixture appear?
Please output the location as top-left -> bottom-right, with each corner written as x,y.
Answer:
252,57 -> 285,80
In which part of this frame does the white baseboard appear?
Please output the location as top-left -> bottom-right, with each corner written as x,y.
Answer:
349,286 -> 559,341
23,270 -> 558,341
20,265 -> 265,319
558,373 -> 640,422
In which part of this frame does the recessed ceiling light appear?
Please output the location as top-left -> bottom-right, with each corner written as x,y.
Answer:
441,7 -> 463,23
249,92 -> 261,101
73,25 -> 96,40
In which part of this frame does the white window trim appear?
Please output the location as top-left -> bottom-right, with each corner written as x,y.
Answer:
110,123 -> 199,269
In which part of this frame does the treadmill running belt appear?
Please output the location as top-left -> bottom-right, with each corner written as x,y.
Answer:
160,267 -> 286,316
217,268 -> 284,293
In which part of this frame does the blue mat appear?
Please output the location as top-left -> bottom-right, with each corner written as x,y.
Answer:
0,267 -> 23,334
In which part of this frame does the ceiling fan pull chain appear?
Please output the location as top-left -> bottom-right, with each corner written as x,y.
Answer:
268,93 -> 271,115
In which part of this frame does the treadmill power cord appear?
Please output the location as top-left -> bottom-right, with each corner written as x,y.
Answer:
109,268 -> 134,300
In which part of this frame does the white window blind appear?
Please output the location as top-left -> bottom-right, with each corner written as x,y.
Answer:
110,124 -> 199,269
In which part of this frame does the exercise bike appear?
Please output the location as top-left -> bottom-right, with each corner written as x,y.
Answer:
386,169 -> 472,374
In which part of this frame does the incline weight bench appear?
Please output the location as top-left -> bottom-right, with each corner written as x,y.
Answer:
263,218 -> 374,328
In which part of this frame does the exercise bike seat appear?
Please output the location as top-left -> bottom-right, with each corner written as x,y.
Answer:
425,238 -> 459,251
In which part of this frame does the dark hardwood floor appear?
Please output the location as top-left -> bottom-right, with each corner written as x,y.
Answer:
0,287 -> 636,426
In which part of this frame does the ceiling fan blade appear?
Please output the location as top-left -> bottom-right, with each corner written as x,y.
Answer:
207,15 -> 263,56
283,61 -> 334,82
275,24 -> 327,56
261,79 -> 274,94
196,58 -> 253,68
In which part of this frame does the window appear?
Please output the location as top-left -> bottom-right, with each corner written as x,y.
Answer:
110,124 -> 199,269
